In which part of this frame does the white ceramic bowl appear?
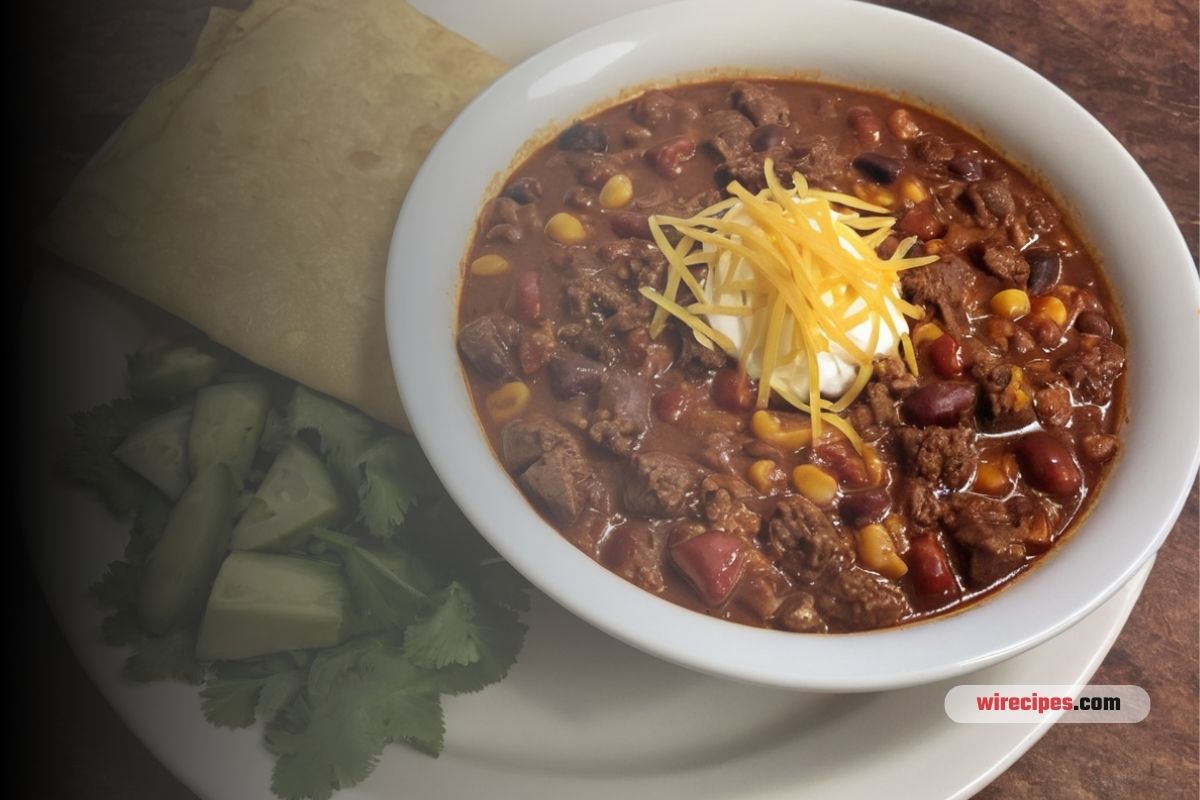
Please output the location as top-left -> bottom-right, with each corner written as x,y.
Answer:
387,0 -> 1200,691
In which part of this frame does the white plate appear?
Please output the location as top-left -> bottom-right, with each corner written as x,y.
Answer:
18,257 -> 1152,800
19,2 -> 1160,798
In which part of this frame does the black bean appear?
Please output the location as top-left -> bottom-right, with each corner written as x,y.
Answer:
749,124 -> 789,152
610,211 -> 654,240
1076,311 -> 1113,338
557,122 -> 609,153
502,177 -> 543,204
948,156 -> 983,181
1024,248 -> 1062,295
852,152 -> 904,184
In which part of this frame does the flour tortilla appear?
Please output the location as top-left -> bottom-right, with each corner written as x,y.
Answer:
44,0 -> 507,429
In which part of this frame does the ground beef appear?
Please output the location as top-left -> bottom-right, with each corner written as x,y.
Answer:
557,321 -> 622,366
1059,336 -> 1126,404
776,592 -> 828,633
588,369 -> 652,456
816,569 -> 911,630
973,362 -> 1037,431
623,452 -> 703,518
983,318 -> 1036,356
873,355 -> 919,398
949,495 -> 1049,585
975,238 -> 1029,286
767,496 -> 854,584
458,312 -> 520,381
863,383 -> 899,428
796,137 -> 849,185
564,269 -> 636,321
903,479 -> 948,527
965,180 -> 1016,227
717,147 -> 806,193
677,326 -> 729,376
900,255 -> 976,335
896,425 -> 978,488
604,524 -> 665,593
701,473 -> 762,538
730,81 -> 790,126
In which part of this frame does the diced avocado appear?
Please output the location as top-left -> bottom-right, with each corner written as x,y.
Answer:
113,404 -> 193,500
137,463 -> 233,635
231,439 -> 341,552
195,551 -> 350,661
188,380 -> 270,486
127,342 -> 227,398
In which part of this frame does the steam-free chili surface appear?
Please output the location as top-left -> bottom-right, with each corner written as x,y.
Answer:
456,79 -> 1126,633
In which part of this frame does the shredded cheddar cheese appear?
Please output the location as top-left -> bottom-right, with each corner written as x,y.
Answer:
645,159 -> 937,447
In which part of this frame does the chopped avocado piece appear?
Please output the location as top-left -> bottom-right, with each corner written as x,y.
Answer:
188,380 -> 270,486
195,551 -> 350,661
127,342 -> 226,398
231,439 -> 341,552
137,463 -> 233,635
112,404 -> 193,500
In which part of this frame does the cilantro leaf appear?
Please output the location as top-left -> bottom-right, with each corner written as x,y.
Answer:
57,398 -> 156,517
426,601 -> 526,695
124,491 -> 172,562
314,532 -> 432,631
89,559 -> 142,610
355,437 -> 419,539
99,607 -> 143,647
201,676 -> 263,729
286,386 -> 375,483
404,582 -> 483,669
468,559 -> 533,613
257,670 -> 306,724
123,629 -> 206,685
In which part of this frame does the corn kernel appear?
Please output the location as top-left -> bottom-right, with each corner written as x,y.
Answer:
852,182 -> 895,209
862,444 -> 886,486
599,174 -> 633,209
544,212 -> 586,245
898,175 -> 929,204
748,459 -> 784,493
990,288 -> 1031,319
792,464 -> 839,507
484,381 -> 530,423
469,253 -> 511,277
973,462 -> 1011,496
911,322 -> 944,346
856,524 -> 908,579
1031,295 -> 1068,327
750,410 -> 813,450
924,238 -> 944,254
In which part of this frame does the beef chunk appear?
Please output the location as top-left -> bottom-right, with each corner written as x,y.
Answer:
1060,336 -> 1126,404
865,382 -> 900,426
1033,382 -> 1073,428
966,180 -> 1016,226
816,569 -> 911,630
603,524 -> 665,593
900,255 -> 976,335
797,137 -> 850,185
975,239 -> 1029,286
767,496 -> 854,584
633,90 -> 676,128
730,81 -> 790,126
677,327 -> 729,376
973,362 -> 1036,431
717,147 -> 805,193
623,452 -> 703,518
701,473 -> 762,538
776,592 -> 828,633
564,270 -> 642,325
501,416 -> 596,524
950,495 -> 1050,585
903,479 -> 948,527
913,134 -> 955,164
896,425 -> 978,488
459,312 -> 520,380
983,318 -> 1036,356
558,321 -> 622,366
588,368 -> 652,456
704,110 -> 755,162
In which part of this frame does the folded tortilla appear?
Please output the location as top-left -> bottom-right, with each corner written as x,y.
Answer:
44,0 -> 507,429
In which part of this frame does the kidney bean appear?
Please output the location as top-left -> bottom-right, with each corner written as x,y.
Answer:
1015,431 -> 1082,496
557,122 -> 609,153
509,271 -> 542,322
846,106 -> 882,147
548,350 -> 606,398
670,531 -> 746,606
655,385 -> 691,423
1024,315 -> 1063,350
750,123 -> 790,152
712,366 -> 755,412
1076,311 -> 1113,338
813,439 -> 870,487
1024,248 -> 1062,295
502,177 -> 543,204
1081,433 -> 1119,464
886,108 -> 921,140
646,136 -> 697,178
898,206 -> 946,241
852,152 -> 904,184
928,333 -> 965,378
947,155 -> 983,181
907,535 -> 959,597
839,487 -> 892,528
610,211 -> 654,240
900,381 -> 977,427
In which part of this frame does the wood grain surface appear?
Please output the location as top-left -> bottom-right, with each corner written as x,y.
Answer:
15,1 -> 1198,798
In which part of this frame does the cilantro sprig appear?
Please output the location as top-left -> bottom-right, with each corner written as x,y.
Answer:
65,340 -> 531,800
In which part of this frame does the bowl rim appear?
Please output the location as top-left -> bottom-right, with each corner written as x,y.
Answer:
386,0 -> 1200,691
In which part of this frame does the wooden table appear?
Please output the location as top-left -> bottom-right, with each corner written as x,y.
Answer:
16,1 -> 1198,797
